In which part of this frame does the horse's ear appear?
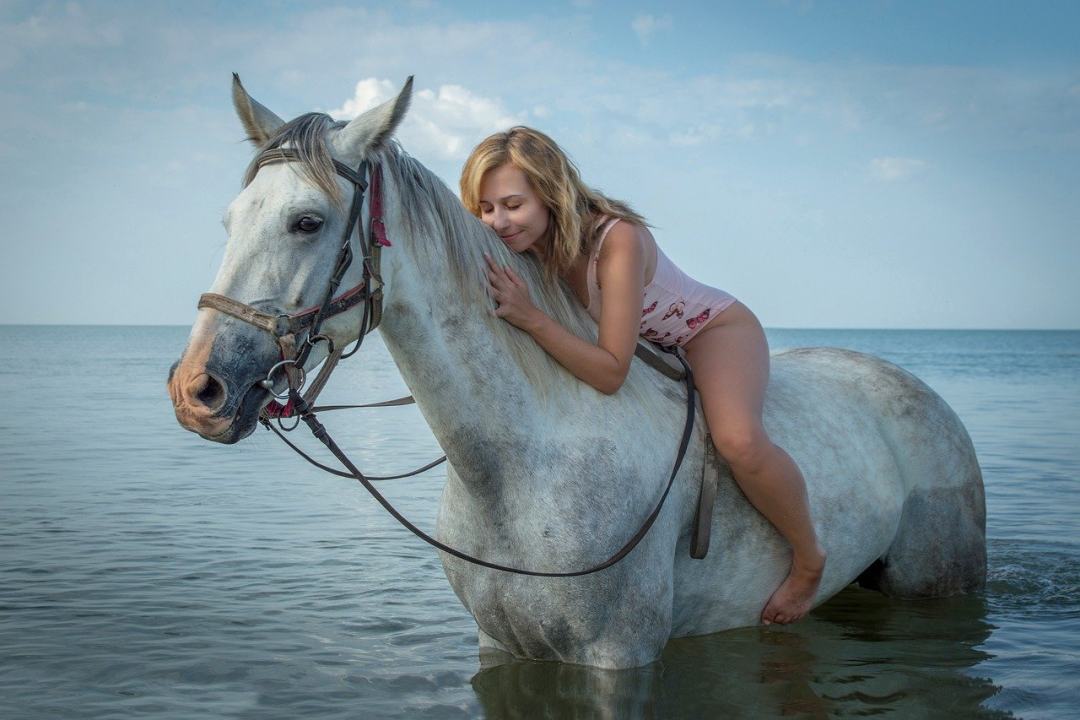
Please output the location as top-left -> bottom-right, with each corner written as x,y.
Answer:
231,73 -> 285,146
331,76 -> 413,161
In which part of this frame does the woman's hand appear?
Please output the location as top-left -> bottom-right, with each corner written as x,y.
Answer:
485,254 -> 540,331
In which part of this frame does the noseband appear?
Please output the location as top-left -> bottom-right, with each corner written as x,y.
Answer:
193,147 -> 699,578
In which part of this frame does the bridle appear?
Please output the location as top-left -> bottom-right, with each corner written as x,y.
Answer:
198,148 -> 389,419
194,147 -> 698,577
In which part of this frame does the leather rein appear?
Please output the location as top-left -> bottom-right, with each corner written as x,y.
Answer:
196,148 -> 698,577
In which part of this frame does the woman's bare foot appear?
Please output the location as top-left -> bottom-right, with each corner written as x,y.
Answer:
761,545 -> 827,625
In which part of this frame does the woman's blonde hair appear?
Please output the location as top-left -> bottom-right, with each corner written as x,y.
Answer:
460,126 -> 646,278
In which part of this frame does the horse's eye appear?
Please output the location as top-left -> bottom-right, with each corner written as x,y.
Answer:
296,216 -> 323,233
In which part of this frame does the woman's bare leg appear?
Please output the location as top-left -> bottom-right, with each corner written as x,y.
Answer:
684,302 -> 826,625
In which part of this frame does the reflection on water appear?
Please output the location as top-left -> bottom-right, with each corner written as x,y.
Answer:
473,586 -> 1010,719
473,660 -> 661,719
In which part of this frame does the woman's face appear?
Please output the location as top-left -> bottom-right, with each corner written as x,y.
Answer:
477,163 -> 550,256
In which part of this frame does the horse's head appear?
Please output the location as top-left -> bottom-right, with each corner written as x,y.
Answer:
168,74 -> 413,443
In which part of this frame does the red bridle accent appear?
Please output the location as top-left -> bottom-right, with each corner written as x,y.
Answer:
370,165 -> 391,248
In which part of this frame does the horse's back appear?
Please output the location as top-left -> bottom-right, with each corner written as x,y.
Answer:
770,346 -> 980,494
767,347 -> 986,597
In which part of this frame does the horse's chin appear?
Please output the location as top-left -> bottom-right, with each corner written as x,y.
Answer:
200,384 -> 268,445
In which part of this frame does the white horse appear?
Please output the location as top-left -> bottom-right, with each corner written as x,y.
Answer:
168,76 -> 986,670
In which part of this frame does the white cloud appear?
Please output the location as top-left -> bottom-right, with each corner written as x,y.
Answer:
668,120 -> 760,146
329,78 -> 393,118
631,14 -> 672,44
870,156 -> 927,182
669,123 -> 722,146
329,78 -> 523,160
712,77 -> 812,109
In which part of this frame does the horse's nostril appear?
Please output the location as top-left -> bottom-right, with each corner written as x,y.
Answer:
192,373 -> 227,413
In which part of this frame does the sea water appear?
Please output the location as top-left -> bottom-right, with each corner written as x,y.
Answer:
1,326 -> 1077,718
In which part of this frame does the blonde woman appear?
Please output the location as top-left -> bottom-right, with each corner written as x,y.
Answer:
460,127 -> 826,625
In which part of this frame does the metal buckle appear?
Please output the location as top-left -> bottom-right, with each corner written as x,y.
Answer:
259,360 -> 306,399
303,333 -> 335,357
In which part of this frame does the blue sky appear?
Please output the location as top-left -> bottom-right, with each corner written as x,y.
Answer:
1,0 -> 1077,328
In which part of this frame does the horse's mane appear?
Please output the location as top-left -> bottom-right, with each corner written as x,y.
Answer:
246,112 -> 664,405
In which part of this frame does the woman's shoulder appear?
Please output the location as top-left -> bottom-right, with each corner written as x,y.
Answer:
593,217 -> 653,289
596,216 -> 651,257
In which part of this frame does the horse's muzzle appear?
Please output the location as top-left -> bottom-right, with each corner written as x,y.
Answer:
167,342 -> 272,444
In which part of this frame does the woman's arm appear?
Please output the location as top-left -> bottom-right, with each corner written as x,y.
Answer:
485,221 -> 646,394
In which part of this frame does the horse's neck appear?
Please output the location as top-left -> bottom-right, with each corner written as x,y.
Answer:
369,180 -> 697,551
375,200 -> 551,477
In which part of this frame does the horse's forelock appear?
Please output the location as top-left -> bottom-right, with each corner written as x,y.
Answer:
242,113 -> 347,205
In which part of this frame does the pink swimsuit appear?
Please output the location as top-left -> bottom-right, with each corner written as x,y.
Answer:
586,217 -> 737,348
